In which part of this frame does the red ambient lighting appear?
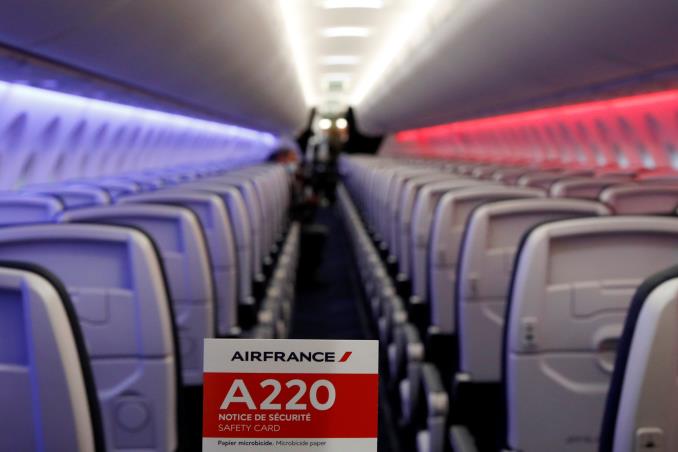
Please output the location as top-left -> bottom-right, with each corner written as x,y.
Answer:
395,90 -> 678,171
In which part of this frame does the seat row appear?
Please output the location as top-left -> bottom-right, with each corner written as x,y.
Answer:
0,161 -> 300,452
338,155 -> 678,452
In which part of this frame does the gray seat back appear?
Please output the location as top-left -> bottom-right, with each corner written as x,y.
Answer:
598,265 -> 678,452
517,170 -> 594,190
409,179 -> 484,303
600,184 -> 678,214
59,204 -> 214,385
490,167 -> 536,185
387,169 -> 440,257
85,179 -> 140,200
550,177 -> 630,200
397,174 -> 460,278
0,193 -> 63,225
505,217 -> 678,452
0,264 -> 102,452
457,199 -> 610,383
119,190 -> 240,336
0,224 -> 177,451
24,185 -> 110,208
235,166 -> 289,250
635,174 -> 678,185
205,176 -> 265,279
429,187 -> 544,333
223,172 -> 274,259
180,182 -> 254,304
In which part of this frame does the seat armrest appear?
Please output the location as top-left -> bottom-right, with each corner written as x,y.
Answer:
421,363 -> 449,418
449,425 -> 479,452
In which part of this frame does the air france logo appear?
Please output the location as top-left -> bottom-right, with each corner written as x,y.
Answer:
231,350 -> 353,363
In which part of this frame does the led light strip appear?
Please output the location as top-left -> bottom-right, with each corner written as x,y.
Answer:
0,79 -> 276,144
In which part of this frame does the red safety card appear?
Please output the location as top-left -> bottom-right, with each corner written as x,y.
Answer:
203,339 -> 379,451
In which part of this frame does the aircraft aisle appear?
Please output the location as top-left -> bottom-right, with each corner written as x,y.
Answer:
290,204 -> 400,452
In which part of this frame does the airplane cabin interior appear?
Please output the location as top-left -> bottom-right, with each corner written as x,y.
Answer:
0,1 -> 677,451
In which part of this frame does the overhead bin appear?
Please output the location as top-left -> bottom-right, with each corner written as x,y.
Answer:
0,0 -> 307,134
356,0 -> 678,135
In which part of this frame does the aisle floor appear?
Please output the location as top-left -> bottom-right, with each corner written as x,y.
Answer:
290,205 -> 400,452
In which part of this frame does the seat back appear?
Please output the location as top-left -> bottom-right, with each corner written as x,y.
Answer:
408,179 -> 483,303
600,184 -> 678,214
457,199 -> 610,383
429,187 -> 544,333
505,217 -> 678,452
60,205 -> 213,384
85,179 -> 140,200
517,170 -> 594,190
387,169 -> 439,257
634,173 -> 678,184
180,182 -> 254,304
0,194 -> 63,225
119,190 -> 239,336
235,166 -> 289,250
205,176 -> 264,279
369,167 -> 397,238
490,168 -> 535,185
397,174 -> 460,277
0,224 -> 177,451
221,172 -> 274,260
471,165 -> 501,179
0,263 -> 104,452
599,265 -> 678,452
550,177 -> 630,200
24,186 -> 110,208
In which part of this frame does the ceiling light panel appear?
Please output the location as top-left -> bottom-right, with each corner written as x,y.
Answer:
320,55 -> 361,66
321,0 -> 384,9
278,0 -> 315,106
320,26 -> 372,38
352,0 -> 447,106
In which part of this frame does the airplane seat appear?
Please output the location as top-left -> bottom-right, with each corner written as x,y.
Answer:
84,179 -> 141,200
225,171 -> 276,258
503,216 -> 678,452
59,204 -> 214,385
453,198 -> 611,451
202,176 -> 266,292
634,173 -> 678,185
550,177 -> 632,200
401,186 -> 547,450
0,262 -> 105,452
490,167 -> 536,185
178,182 -> 254,314
396,174 -> 462,291
599,184 -> 678,214
599,264 -> 678,452
0,193 -> 63,226
516,170 -> 593,190
118,190 -> 240,337
0,224 -> 177,452
408,179 -> 484,308
471,165 -> 500,179
23,185 -> 111,209
427,187 -> 544,339
387,169 -> 440,266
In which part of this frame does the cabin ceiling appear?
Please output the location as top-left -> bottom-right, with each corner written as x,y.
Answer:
354,0 -> 678,134
0,0 -> 308,135
2,0 -> 678,138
